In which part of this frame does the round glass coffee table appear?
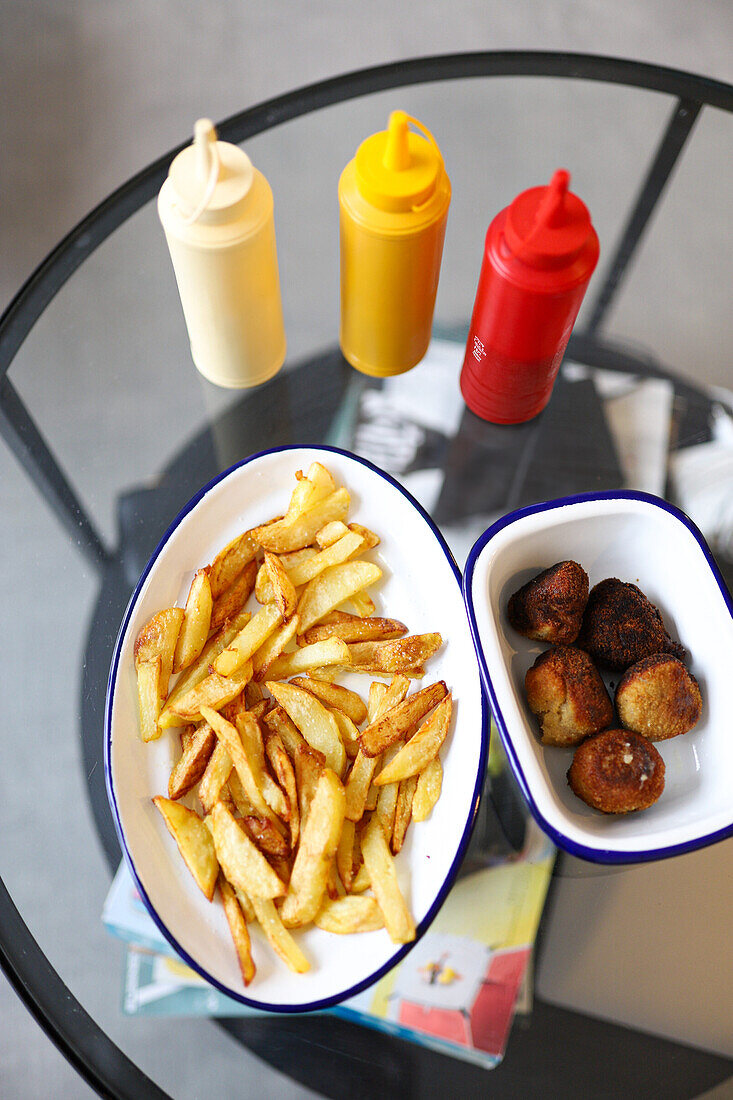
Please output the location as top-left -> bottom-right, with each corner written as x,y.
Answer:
2,52 -> 732,1098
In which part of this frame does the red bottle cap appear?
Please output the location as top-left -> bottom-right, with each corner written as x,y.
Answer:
504,169 -> 592,271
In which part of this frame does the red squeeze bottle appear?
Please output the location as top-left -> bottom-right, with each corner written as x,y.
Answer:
460,170 -> 599,424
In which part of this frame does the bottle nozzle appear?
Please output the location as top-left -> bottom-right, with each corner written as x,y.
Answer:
194,118 -> 218,184
382,110 -> 411,171
536,169 -> 570,229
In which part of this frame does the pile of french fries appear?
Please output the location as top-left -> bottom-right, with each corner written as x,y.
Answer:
134,461 -> 452,985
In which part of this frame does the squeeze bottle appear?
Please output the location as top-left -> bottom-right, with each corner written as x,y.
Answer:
460,170 -> 599,423
338,110 -> 451,377
158,119 -> 286,388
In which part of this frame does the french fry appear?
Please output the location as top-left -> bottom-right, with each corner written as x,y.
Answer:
234,886 -> 256,924
215,603 -> 283,676
286,531 -> 365,587
201,706 -> 277,823
135,608 -> 184,701
263,551 -> 298,618
315,520 -> 350,548
348,522 -> 380,550
167,661 -> 252,724
412,757 -> 443,822
392,776 -> 418,854
336,818 -> 356,891
173,570 -> 213,673
300,615 -> 407,647
243,816 -> 290,859
315,895 -> 384,934
266,681 -> 345,776
153,796 -> 218,900
374,695 -> 452,786
209,802 -> 285,899
228,771 -> 256,817
209,529 -> 259,599
278,546 -> 319,572
285,462 -> 336,521
360,681 -> 447,757
329,709 -> 361,758
261,705 -> 305,762
209,559 -> 257,634
251,897 -> 310,974
252,615 -> 299,680
254,488 -> 350,554
280,769 -> 346,927
296,561 -> 382,633
344,677 -> 409,821
376,746 -> 400,842
234,712 -> 289,820
168,721 -> 216,799
137,658 -> 162,742
265,731 -> 300,848
159,610 -> 250,724
349,591 -> 375,618
350,862 -> 371,894
198,741 -> 234,814
263,637 -> 351,682
361,815 -> 415,944
346,634 -> 442,675
289,676 -> 368,725
219,874 -> 256,985
327,862 -> 344,900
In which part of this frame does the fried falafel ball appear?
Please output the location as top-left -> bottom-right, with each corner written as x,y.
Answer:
525,645 -> 613,747
508,561 -> 589,644
616,653 -> 702,741
567,728 -> 665,813
576,578 -> 686,671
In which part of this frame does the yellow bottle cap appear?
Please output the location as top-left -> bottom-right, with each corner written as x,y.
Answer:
354,111 -> 445,213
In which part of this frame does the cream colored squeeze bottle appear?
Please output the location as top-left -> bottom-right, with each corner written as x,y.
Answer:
338,110 -> 451,377
158,119 -> 286,388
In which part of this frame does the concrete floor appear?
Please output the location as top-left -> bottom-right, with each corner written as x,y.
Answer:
2,2 -> 732,1097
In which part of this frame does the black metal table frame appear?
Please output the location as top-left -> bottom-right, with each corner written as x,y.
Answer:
1,51 -> 732,1100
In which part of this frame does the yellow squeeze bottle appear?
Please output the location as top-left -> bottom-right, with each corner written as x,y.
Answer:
158,119 -> 286,388
338,110 -> 451,377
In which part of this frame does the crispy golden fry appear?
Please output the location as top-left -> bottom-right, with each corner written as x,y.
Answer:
349,591 -> 376,618
264,731 -> 300,849
251,896 -> 310,974
348,523 -> 380,550
315,520 -> 350,548
254,562 -> 273,605
264,637 -> 351,682
376,747 -> 400,842
201,706 -> 277,823
326,861 -> 344,900
215,603 -> 283,676
266,681 -> 345,776
344,677 -> 409,821
173,570 -> 213,673
412,757 -> 442,822
198,741 -> 234,814
167,662 -> 252,724
137,658 -> 162,742
300,615 -> 407,647
254,488 -> 350,554
209,529 -> 259,599
286,531 -> 365,587
392,776 -> 418,854
234,886 -> 256,923
293,744 -> 324,829
234,712 -> 289,820
263,551 -> 298,618
261,705 -> 305,761
209,802 -> 285,899
179,724 -> 196,752
365,781 -> 380,812
209,559 -> 257,634
336,818 -> 356,891
374,695 -> 452,786
252,615 -> 299,680
135,608 -> 184,701
347,634 -> 442,675
315,895 -> 385,934
219,874 -> 256,985
289,676 -> 368,725
286,462 -> 336,521
243,815 -> 290,859
360,681 -> 447,758
280,769 -> 346,927
350,862 -> 371,894
361,815 -> 415,944
153,796 -> 218,900
228,771 -> 256,817
329,709 -> 361,759
279,547 -> 320,571
244,680 -> 264,708
159,611 -> 250,725
297,561 -> 382,634
168,721 -> 216,799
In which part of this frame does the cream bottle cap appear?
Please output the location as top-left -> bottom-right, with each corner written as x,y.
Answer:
168,118 -> 255,225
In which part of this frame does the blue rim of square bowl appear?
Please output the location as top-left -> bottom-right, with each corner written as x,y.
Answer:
104,443 -> 490,1013
462,488 -> 733,865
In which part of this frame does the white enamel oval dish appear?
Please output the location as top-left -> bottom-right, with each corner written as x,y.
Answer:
106,445 -> 487,1011
463,491 -> 733,864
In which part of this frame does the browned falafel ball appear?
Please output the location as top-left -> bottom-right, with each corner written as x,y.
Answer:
525,646 -> 614,747
576,578 -> 686,671
567,728 -> 665,813
616,654 -> 702,741
508,561 -> 589,644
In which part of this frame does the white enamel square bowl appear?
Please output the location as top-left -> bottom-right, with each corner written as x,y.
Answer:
105,445 -> 488,1012
463,491 -> 733,864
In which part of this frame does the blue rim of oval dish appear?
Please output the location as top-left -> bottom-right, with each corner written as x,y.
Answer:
462,488 -> 733,866
105,443 -> 490,1013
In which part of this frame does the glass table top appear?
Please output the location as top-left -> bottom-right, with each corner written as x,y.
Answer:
1,53 -> 732,1099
